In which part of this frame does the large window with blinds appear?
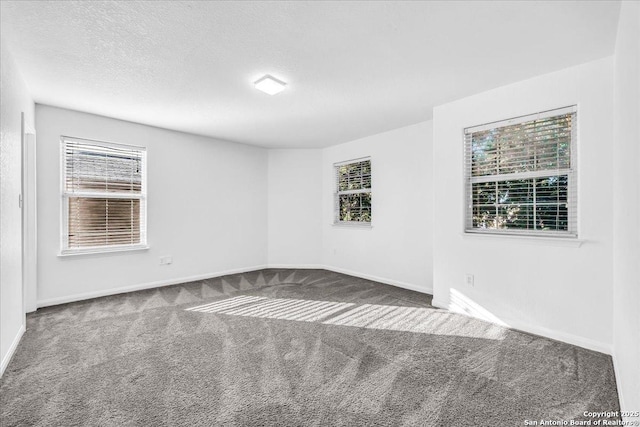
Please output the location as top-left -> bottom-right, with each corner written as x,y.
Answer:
334,158 -> 372,224
464,106 -> 577,237
61,137 -> 147,254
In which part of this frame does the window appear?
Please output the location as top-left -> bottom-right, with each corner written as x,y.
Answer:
464,106 -> 577,237
61,137 -> 147,254
334,158 -> 372,224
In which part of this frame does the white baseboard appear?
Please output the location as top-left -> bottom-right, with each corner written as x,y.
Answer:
266,264 -> 325,269
431,297 -> 611,355
36,264 -> 268,308
25,301 -> 38,313
267,264 -> 433,296
36,264 -> 431,308
610,351 -> 637,420
33,264 -> 613,357
1,324 -> 25,378
431,298 -> 448,310
321,265 -> 433,295
612,352 -> 625,415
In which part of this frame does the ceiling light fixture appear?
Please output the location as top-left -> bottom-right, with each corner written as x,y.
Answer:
254,74 -> 286,95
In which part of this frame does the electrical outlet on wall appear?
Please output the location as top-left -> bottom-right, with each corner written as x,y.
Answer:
465,274 -> 474,287
160,256 -> 173,265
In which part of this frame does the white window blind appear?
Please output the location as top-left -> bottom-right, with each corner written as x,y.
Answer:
334,158 -> 372,224
61,137 -> 147,253
464,106 -> 577,237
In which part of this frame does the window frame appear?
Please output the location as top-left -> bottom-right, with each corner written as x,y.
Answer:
333,157 -> 372,227
60,136 -> 148,256
463,106 -> 578,238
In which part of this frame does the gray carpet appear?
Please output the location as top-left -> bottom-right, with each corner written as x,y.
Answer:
0,269 -> 620,426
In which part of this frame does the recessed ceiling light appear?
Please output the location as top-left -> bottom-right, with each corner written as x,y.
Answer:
254,74 -> 286,95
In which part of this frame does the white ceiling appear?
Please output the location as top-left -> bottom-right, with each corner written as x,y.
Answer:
0,1 -> 621,148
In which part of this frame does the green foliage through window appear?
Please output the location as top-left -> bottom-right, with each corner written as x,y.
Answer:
465,108 -> 576,236
335,159 -> 371,223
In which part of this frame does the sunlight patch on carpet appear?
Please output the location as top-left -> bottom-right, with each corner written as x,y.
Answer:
186,295 -> 355,322
187,296 -> 506,340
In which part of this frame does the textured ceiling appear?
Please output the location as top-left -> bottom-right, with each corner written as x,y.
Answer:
0,1 -> 621,148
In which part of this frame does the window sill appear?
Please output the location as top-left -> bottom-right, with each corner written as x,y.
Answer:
59,244 -> 150,257
461,232 -> 584,247
332,222 -> 372,229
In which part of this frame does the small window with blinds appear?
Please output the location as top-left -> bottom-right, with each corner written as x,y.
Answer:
334,158 -> 372,224
61,137 -> 147,254
464,106 -> 577,237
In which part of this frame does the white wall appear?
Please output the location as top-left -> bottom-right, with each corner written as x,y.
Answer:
432,57 -> 614,353
612,0 -> 640,415
267,149 -> 323,266
35,105 -> 268,305
0,41 -> 34,375
23,132 -> 37,313
322,121 -> 433,293
33,109 -> 433,306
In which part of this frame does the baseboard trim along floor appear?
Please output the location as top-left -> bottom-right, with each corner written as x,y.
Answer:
36,264 -> 270,308
431,298 -> 611,355
0,324 -> 25,377
36,265 -> 607,356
